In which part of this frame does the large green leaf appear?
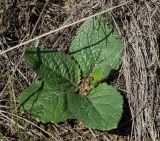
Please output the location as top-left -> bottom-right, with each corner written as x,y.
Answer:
25,48 -> 80,91
19,81 -> 74,123
69,16 -> 123,83
68,83 -> 123,130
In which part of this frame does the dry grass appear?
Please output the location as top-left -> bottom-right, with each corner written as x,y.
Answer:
0,0 -> 159,140
114,1 -> 160,140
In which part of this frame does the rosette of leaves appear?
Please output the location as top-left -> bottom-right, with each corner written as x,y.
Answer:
19,15 -> 123,131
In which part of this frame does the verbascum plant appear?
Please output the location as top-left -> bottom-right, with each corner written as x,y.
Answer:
19,15 -> 123,131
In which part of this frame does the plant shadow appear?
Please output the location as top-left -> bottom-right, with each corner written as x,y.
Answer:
111,93 -> 132,136
105,69 -> 132,136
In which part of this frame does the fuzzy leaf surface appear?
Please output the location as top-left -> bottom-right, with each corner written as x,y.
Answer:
19,81 -> 74,123
68,83 -> 123,130
69,16 -> 123,83
25,48 -> 80,91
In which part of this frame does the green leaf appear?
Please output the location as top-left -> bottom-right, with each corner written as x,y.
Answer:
20,16 -> 124,131
69,16 -> 123,83
68,83 -> 123,130
19,81 -> 74,123
25,48 -> 81,91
